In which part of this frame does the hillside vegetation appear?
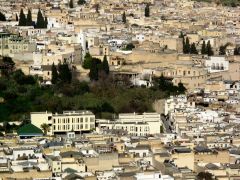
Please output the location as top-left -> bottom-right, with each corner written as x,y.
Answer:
0,57 -> 186,124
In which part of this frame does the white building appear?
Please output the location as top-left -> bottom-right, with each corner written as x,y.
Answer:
224,81 -> 240,95
108,39 -> 126,51
12,148 -> 42,161
134,172 -> 174,180
31,111 -> 95,135
99,112 -> 162,136
131,69 -> 154,87
195,110 -> 223,123
47,17 -> 64,29
203,96 -> 218,103
0,159 -> 10,172
164,95 -> 195,115
205,56 -> 229,73
96,171 -> 116,180
135,34 -> 145,43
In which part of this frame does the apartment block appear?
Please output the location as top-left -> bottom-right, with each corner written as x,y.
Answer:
98,112 -> 162,136
31,111 -> 95,135
0,32 -> 36,56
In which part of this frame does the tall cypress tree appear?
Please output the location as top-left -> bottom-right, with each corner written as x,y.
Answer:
69,0 -> 74,8
185,37 -> 190,54
89,59 -> 99,81
145,4 -> 150,17
122,11 -> 126,24
190,43 -> 198,54
51,63 -> 58,84
207,40 -> 214,56
201,41 -> 206,55
183,38 -> 186,53
44,16 -> 48,28
102,55 -> 109,75
58,63 -> 72,83
15,13 -> 18,21
36,9 -> 45,29
179,32 -> 186,53
0,12 -> 6,21
26,9 -> 32,26
19,9 -> 26,26
83,53 -> 93,69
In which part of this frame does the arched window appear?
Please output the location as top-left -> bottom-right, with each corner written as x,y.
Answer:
220,63 -> 224,70
211,63 -> 215,70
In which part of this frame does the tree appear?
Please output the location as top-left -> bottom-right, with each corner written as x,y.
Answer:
15,14 -> 18,21
201,41 -> 206,55
122,11 -> 126,24
219,45 -> 226,55
0,12 -> 6,21
178,82 -> 186,94
160,126 -> 164,133
71,80 -> 89,95
182,37 -> 186,53
102,55 -> 109,75
89,59 -> 99,81
158,74 -> 167,91
83,53 -> 92,69
153,74 -> 181,95
234,47 -> 240,55
145,4 -> 150,17
88,58 -> 102,81
26,9 -> 32,26
1,56 -> 15,77
78,0 -> 86,5
3,121 -> 11,133
36,9 -> 45,29
44,16 -> 48,28
218,43 -> 230,56
197,172 -> 213,180
94,4 -> 99,13
41,123 -> 50,135
12,70 -> 36,85
51,63 -> 58,84
190,43 -> 198,54
19,9 -> 26,26
207,40 -> 214,56
185,37 -> 190,54
69,0 -> 74,8
231,2 -> 236,7
58,63 -> 72,83
179,31 -> 185,53
101,102 -> 114,112
179,31 -> 184,38
125,43 -> 135,50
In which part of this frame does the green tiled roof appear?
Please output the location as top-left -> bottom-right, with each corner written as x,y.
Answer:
17,124 -> 43,135
64,168 -> 78,173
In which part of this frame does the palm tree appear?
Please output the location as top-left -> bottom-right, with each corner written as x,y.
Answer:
41,123 -> 50,135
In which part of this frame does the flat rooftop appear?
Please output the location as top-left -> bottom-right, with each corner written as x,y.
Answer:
31,110 -> 94,116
